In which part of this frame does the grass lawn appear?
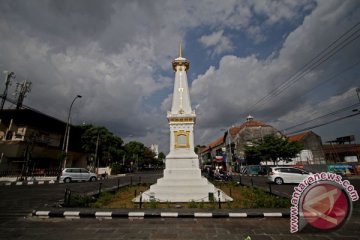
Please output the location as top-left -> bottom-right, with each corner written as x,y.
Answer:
85,183 -> 291,209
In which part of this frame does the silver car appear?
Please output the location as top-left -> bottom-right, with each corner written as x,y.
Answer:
59,168 -> 97,183
268,167 -> 312,185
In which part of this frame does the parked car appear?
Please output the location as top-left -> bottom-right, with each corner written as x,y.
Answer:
58,168 -> 97,183
268,167 -> 312,185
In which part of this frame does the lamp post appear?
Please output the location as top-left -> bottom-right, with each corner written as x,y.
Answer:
62,95 -> 82,169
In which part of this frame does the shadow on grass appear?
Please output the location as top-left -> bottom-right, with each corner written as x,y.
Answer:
63,182 -> 290,209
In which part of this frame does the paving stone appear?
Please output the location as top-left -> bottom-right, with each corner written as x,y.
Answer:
2,214 -> 360,240
295,235 -> 331,240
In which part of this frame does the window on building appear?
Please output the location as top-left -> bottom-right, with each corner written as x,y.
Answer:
14,126 -> 26,140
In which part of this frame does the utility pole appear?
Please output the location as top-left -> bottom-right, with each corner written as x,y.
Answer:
20,133 -> 36,180
14,80 -> 32,109
1,71 -> 16,110
95,132 -> 100,174
353,87 -> 360,113
227,129 -> 233,173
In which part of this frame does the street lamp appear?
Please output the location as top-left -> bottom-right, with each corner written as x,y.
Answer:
62,95 -> 82,169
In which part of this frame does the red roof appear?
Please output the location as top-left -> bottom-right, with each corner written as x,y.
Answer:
229,126 -> 241,137
200,136 -> 223,153
237,120 -> 268,132
288,132 -> 310,142
201,118 -> 269,153
206,136 -> 224,149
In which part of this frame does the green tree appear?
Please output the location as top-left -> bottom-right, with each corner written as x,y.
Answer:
157,152 -> 166,167
158,152 -> 166,161
123,141 -> 146,169
244,135 -> 303,165
80,125 -> 124,168
143,147 -> 157,167
243,145 -> 262,165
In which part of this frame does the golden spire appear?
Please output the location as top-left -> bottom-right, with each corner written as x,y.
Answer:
172,43 -> 189,71
179,43 -> 182,58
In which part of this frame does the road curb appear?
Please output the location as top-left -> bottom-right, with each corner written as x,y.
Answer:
0,180 -> 60,186
32,210 -> 290,219
0,175 -> 126,186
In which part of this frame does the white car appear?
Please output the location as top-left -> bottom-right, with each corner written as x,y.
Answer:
59,168 -> 97,183
268,167 -> 312,185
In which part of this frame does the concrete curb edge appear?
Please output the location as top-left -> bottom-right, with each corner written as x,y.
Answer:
32,210 -> 290,219
1,180 -> 59,186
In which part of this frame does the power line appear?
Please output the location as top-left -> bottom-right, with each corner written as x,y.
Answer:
246,20 -> 360,114
0,95 -> 68,125
281,102 -> 360,132
300,59 -> 360,97
286,111 -> 360,135
262,23 -> 360,109
255,59 -> 360,119
268,27 -> 360,100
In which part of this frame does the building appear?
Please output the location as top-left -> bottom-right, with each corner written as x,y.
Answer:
322,143 -> 360,163
150,144 -> 159,159
201,115 -> 282,171
0,109 -> 86,176
232,115 -> 282,160
288,131 -> 325,164
200,136 -> 225,166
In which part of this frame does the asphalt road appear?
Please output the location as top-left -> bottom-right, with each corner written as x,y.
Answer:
2,216 -> 360,240
0,171 -> 162,218
235,175 -> 296,198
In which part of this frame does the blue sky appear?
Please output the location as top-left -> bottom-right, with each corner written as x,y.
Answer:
0,0 -> 359,153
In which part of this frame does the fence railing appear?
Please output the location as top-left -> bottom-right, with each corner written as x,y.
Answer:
0,168 -> 61,177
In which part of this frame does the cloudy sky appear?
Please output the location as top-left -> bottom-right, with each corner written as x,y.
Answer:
1,0 -> 359,153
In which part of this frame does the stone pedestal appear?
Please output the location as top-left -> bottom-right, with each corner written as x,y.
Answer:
135,151 -> 232,202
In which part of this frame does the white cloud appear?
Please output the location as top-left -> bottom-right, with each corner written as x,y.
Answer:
190,0 -> 360,145
275,87 -> 359,135
199,30 -> 234,57
252,0 -> 315,25
0,0 -> 359,153
246,26 -> 266,44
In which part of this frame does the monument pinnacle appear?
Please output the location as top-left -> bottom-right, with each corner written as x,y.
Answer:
172,44 -> 189,71
179,43 -> 182,58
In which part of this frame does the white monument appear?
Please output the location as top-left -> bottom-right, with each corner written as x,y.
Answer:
136,46 -> 232,202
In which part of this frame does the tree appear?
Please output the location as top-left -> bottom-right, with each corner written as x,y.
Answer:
243,145 -> 262,165
244,135 -> 303,165
143,147 -> 157,168
195,145 -> 206,154
157,152 -> 166,168
156,152 -> 166,167
80,125 -> 124,168
123,141 -> 146,169
158,152 -> 166,161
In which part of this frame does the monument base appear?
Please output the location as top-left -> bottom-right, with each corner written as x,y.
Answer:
133,156 -> 233,203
